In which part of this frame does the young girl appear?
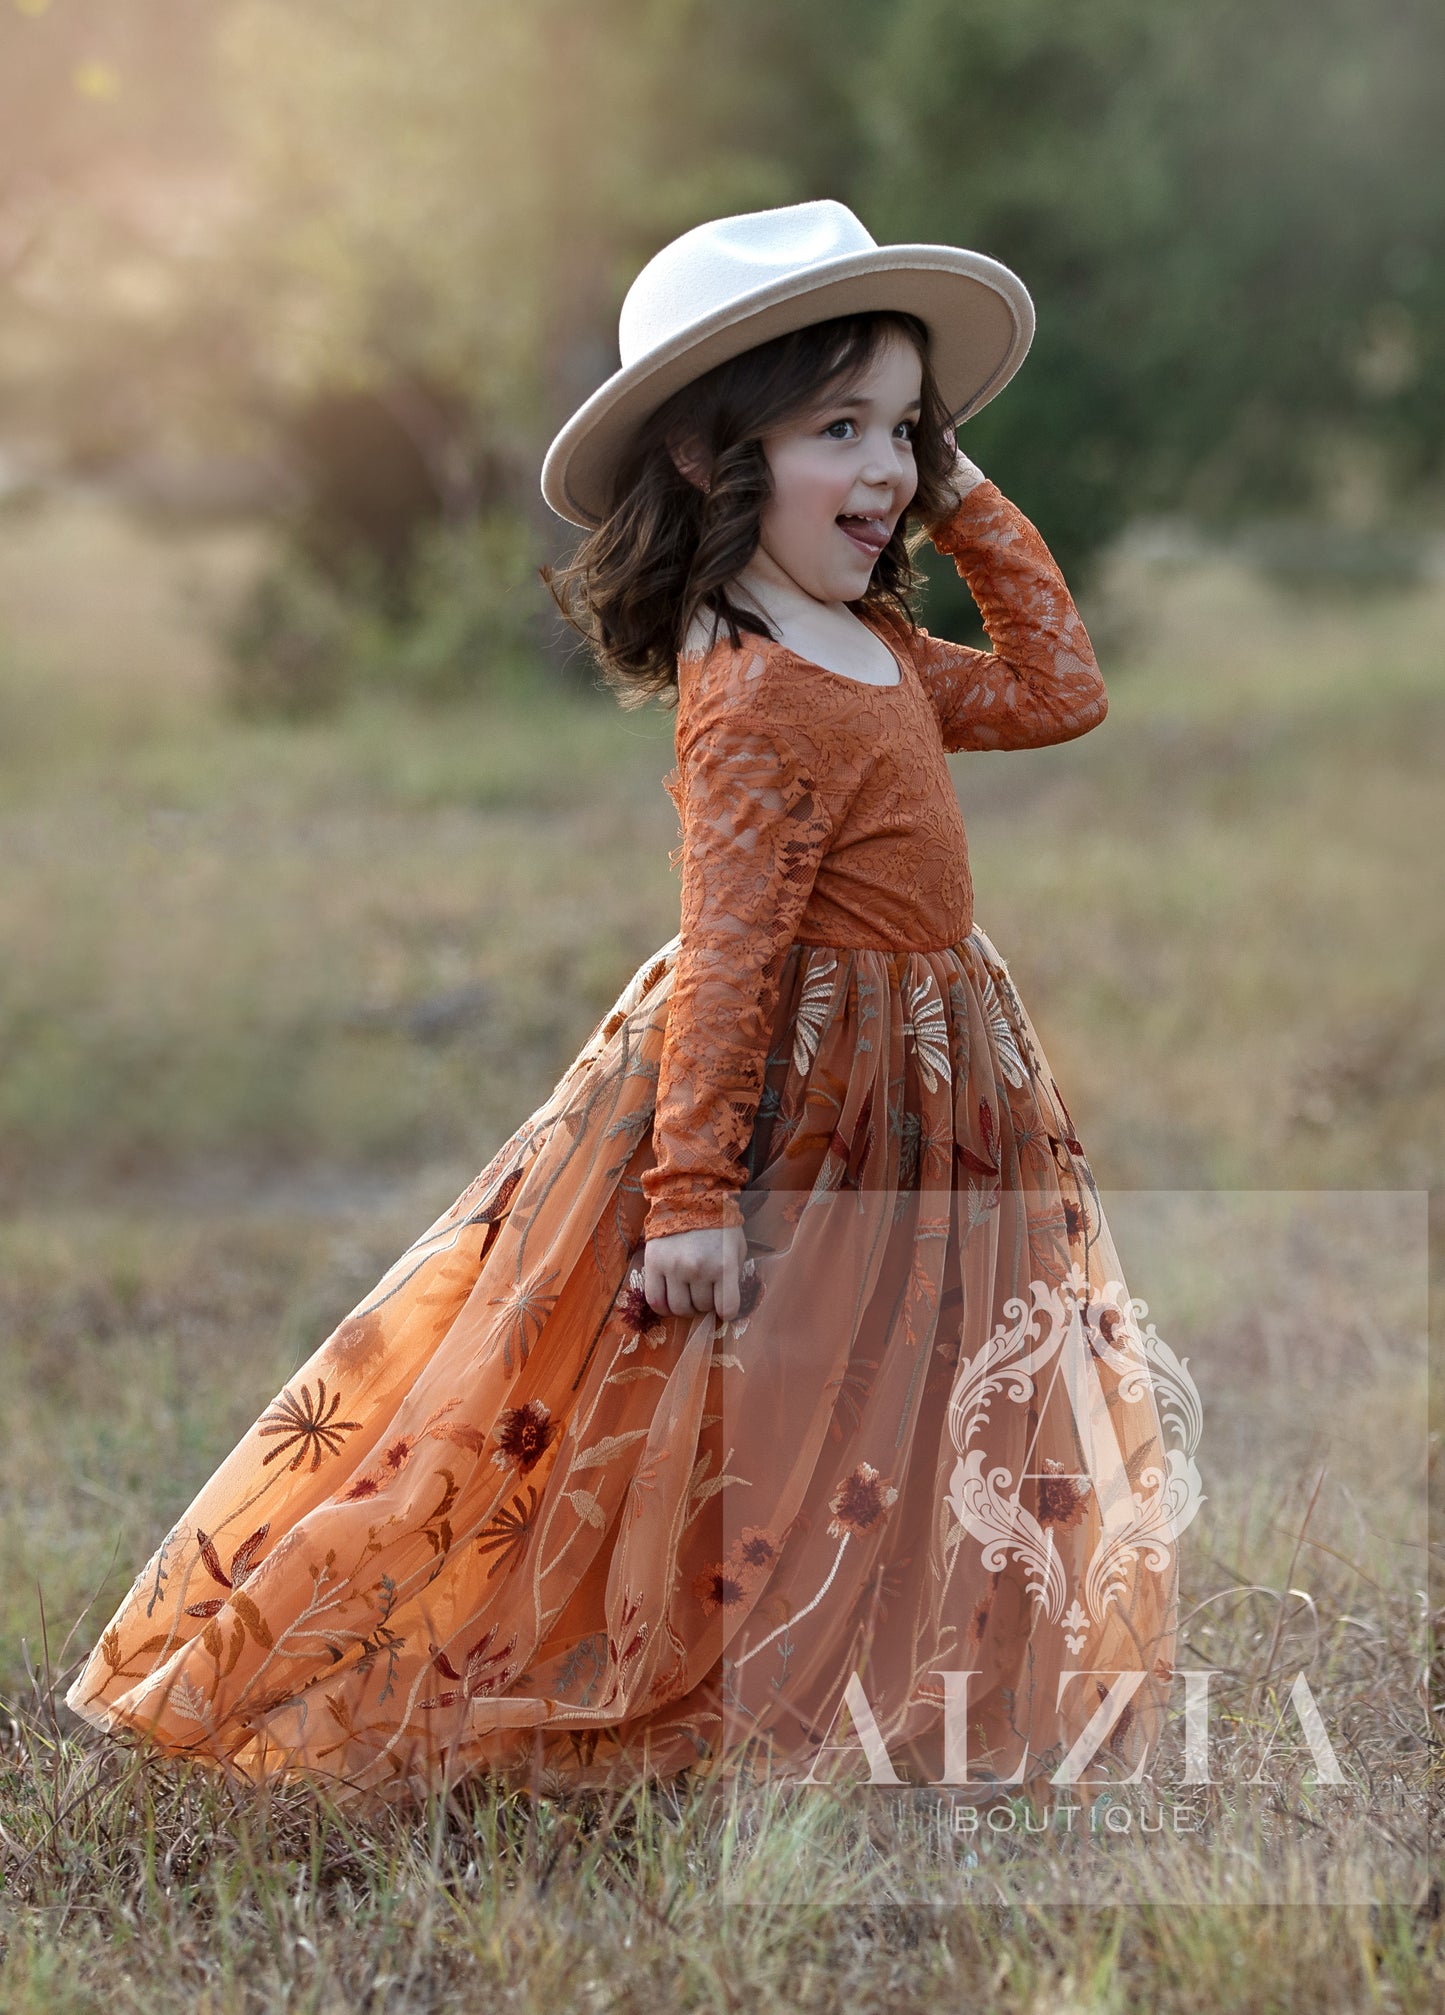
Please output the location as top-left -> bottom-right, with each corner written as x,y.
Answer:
67,201 -> 1180,1813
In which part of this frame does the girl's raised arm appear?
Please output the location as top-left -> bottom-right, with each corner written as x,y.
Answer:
908,475 -> 1109,753
640,700 -> 835,1243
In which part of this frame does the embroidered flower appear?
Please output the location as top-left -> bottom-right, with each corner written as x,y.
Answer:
693,1562 -> 748,1614
727,1526 -> 780,1581
615,1268 -> 668,1352
1036,1456 -> 1091,1530
257,1379 -> 363,1473
491,1398 -> 558,1474
826,1461 -> 899,1540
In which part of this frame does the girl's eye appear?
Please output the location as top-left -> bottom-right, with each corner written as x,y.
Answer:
820,418 -> 916,441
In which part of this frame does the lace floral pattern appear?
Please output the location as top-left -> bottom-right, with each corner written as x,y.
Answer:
914,479 -> 1109,751
641,479 -> 1108,1241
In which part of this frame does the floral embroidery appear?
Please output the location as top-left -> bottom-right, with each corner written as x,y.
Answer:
491,1399 -> 558,1473
475,1486 -> 540,1578
257,1380 -> 363,1473
182,1523 -> 270,1620
419,1625 -> 518,1709
727,1526 -> 780,1582
693,1561 -> 748,1614
826,1461 -> 899,1540
1036,1456 -> 1092,1530
614,1269 -> 668,1352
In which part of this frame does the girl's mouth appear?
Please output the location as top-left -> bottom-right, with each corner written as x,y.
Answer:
836,513 -> 891,559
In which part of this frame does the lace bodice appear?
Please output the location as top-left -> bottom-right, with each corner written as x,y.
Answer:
638,478 -> 1107,1241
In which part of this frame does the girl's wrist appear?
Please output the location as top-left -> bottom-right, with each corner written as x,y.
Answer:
948,449 -> 987,497
924,450 -> 990,540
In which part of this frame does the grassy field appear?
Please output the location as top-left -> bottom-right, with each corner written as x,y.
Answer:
0,493 -> 1440,2009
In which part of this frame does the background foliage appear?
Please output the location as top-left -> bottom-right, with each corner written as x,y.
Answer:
1,0 -> 1441,693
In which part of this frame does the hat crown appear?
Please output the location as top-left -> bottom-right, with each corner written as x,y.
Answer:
618,199 -> 880,369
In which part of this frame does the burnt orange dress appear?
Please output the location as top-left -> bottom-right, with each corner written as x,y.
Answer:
67,479 -> 1181,1811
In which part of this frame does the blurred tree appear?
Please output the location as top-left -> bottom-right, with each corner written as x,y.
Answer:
1,0 -> 1440,678
215,0 -> 1442,594
855,0 -> 1445,587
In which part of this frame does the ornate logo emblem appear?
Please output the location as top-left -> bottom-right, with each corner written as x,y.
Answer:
944,1261 -> 1204,1655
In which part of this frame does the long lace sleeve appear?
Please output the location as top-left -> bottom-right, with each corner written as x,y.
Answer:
641,706 -> 835,1243
909,479 -> 1108,752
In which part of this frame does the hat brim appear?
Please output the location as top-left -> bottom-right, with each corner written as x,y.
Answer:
540,246 -> 1034,528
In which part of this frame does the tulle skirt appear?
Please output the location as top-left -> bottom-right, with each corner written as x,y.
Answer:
67,922 -> 1181,1812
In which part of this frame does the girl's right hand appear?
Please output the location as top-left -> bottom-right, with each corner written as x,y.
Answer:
644,1225 -> 747,1322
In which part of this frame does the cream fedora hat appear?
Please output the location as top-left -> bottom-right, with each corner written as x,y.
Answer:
540,198 -> 1034,528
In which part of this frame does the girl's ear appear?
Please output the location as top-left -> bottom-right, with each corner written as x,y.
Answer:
666,430 -> 712,494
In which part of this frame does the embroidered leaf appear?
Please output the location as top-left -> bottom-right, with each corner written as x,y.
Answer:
229,1522 -> 271,1584
230,1592 -> 274,1650
428,1422 -> 488,1454
1125,1436 -> 1159,1482
223,1615 -> 246,1678
573,1427 -> 651,1469
195,1527 -> 231,1590
691,1471 -> 748,1508
568,1489 -> 607,1530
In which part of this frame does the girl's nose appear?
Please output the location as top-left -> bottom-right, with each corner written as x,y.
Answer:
860,434 -> 909,487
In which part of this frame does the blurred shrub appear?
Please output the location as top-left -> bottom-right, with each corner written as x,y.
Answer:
221,508 -> 544,717
372,510 -> 542,703
220,556 -> 353,719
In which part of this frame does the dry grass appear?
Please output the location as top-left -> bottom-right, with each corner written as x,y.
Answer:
0,495 -> 1440,2008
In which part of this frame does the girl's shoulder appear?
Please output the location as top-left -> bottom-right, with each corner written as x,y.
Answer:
675,609 -> 911,760
674,620 -> 793,749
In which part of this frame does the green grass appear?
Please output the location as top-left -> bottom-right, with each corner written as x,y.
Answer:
0,497 -> 1440,2008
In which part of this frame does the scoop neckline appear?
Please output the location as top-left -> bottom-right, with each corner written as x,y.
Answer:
763,613 -> 908,691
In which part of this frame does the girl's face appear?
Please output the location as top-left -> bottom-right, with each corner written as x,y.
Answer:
751,329 -> 923,605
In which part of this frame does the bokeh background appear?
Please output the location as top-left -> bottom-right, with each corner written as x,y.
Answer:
0,3 -> 1441,1986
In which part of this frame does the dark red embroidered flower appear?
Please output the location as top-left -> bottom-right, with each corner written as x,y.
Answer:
1062,1196 -> 1088,1243
1036,1456 -> 1091,1529
340,1475 -> 380,1501
826,1460 -> 899,1540
693,1563 -> 747,1613
615,1269 -> 667,1346
492,1398 -> 558,1473
727,1526 -> 779,1579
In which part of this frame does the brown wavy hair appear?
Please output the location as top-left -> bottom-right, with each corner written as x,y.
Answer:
542,310 -> 960,709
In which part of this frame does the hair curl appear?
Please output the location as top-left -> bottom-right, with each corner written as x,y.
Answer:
542,311 -> 960,709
